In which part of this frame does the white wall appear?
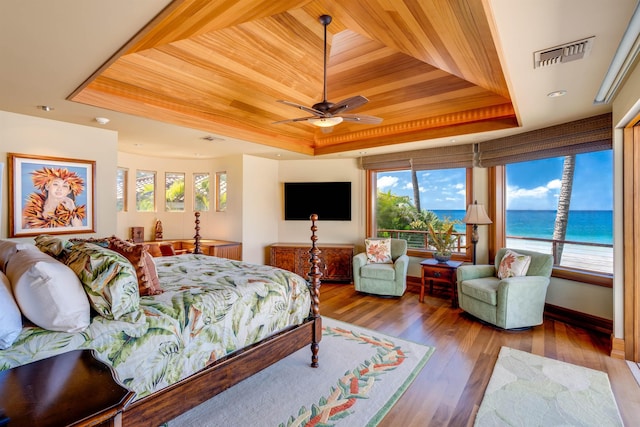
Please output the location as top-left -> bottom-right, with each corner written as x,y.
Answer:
0,110 -> 117,240
277,158 -> 366,247
242,155 -> 279,264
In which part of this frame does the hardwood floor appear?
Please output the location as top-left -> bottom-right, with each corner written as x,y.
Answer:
319,283 -> 640,426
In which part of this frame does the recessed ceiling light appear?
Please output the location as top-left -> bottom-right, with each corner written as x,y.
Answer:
95,117 -> 110,125
547,90 -> 567,98
37,105 -> 54,112
133,143 -> 143,147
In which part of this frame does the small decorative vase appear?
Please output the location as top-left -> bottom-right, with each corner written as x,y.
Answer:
433,252 -> 451,263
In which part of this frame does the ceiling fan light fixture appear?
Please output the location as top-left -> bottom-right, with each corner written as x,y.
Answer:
309,116 -> 343,127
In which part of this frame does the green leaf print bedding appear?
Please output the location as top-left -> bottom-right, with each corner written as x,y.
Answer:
0,254 -> 312,400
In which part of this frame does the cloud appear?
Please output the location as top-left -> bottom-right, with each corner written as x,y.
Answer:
508,179 -> 563,200
377,175 -> 399,189
547,179 -> 562,189
508,185 -> 549,199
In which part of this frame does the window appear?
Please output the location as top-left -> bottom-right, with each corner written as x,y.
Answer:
194,173 -> 210,212
136,170 -> 156,212
368,167 -> 472,258
116,168 -> 127,212
165,172 -> 185,212
216,172 -> 227,212
505,151 -> 613,276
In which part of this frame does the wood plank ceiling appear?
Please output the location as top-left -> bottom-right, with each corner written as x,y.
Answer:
69,0 -> 518,156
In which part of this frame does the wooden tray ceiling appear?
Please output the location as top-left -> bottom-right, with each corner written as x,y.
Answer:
70,0 -> 518,156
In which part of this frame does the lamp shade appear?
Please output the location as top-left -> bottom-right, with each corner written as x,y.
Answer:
462,201 -> 492,225
308,116 -> 343,127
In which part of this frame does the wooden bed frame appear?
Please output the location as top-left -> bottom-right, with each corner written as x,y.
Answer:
121,214 -> 323,426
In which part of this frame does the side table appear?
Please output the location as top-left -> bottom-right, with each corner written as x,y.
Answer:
420,259 -> 464,307
0,349 -> 134,427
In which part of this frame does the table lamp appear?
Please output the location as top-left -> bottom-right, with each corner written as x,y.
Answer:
462,200 -> 492,264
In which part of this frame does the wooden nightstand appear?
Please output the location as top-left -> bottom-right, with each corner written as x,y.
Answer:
420,259 -> 464,307
0,350 -> 134,427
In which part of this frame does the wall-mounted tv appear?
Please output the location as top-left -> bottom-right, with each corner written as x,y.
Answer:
284,182 -> 351,221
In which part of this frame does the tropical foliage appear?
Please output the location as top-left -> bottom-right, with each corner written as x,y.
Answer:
376,190 -> 462,252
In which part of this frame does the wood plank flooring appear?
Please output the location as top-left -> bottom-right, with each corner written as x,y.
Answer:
319,283 -> 640,426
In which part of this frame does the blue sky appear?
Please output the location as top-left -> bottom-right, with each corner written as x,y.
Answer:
376,150 -> 613,211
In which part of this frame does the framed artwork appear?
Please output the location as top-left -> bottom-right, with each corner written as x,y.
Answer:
8,153 -> 96,237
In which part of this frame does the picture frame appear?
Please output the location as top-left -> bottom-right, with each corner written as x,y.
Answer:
8,153 -> 96,237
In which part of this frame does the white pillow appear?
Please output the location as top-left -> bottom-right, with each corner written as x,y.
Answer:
0,271 -> 22,349
0,239 -> 38,272
6,249 -> 90,332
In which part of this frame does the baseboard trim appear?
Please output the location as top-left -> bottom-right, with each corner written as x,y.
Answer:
543,303 -> 612,335
610,336 -> 626,360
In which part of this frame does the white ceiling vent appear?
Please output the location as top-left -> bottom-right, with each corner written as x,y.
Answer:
534,36 -> 595,68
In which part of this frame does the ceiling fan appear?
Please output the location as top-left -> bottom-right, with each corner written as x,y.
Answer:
273,15 -> 382,130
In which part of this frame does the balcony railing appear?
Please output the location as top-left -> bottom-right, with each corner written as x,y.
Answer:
377,229 -> 467,253
505,235 -> 613,275
376,229 -> 613,275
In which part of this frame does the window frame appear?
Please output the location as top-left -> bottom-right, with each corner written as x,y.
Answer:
366,167 -> 474,261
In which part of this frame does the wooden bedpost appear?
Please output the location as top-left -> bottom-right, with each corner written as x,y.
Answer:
193,212 -> 203,254
308,214 -> 322,367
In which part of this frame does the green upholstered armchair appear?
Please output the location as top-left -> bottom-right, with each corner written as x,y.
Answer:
456,248 -> 553,329
353,239 -> 409,297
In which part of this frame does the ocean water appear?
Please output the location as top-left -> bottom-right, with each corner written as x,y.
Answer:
432,210 -> 613,245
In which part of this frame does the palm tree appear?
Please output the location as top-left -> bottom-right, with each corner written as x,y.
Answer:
411,161 -> 421,213
552,155 -> 575,262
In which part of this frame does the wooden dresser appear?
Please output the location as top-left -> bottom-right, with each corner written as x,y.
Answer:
269,243 -> 354,283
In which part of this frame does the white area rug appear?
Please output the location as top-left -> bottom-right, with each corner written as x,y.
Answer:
165,318 -> 434,426
475,346 -> 623,426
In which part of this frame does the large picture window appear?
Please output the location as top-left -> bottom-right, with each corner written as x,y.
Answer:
505,151 -> 613,275
368,167 -> 472,258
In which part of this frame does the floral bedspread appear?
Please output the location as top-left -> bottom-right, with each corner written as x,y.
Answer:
0,254 -> 312,399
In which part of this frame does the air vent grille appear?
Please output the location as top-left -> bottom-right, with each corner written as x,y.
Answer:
534,36 -> 594,68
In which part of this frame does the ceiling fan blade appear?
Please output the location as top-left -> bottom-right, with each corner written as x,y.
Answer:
340,114 -> 383,124
277,100 -> 324,117
329,95 -> 369,114
272,116 -> 318,124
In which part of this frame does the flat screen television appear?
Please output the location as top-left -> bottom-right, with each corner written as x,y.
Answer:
284,182 -> 351,221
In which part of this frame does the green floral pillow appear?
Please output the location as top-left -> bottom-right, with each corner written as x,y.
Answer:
34,234 -> 72,260
64,242 -> 141,320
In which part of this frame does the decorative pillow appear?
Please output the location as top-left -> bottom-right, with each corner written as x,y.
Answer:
497,249 -> 532,279
5,249 -> 90,332
34,234 -> 72,260
64,242 -> 141,320
68,237 -> 111,248
0,239 -> 38,272
108,236 -> 163,296
0,271 -> 22,349
365,238 -> 393,264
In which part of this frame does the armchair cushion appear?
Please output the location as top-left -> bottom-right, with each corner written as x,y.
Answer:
360,263 -> 396,281
459,277 -> 499,305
